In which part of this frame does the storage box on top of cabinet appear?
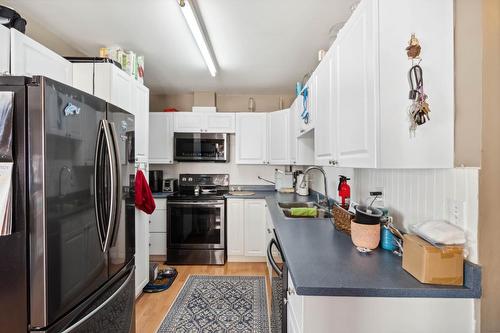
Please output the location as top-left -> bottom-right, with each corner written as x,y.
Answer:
315,0 -> 454,168
10,29 -> 73,86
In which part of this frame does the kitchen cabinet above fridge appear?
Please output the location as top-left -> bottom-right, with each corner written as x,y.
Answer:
10,29 -> 73,86
0,25 -> 9,75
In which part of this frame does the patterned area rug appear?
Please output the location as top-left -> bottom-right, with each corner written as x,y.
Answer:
157,275 -> 269,333
270,277 -> 283,333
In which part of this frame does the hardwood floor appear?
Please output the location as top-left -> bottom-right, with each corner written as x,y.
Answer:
135,262 -> 270,333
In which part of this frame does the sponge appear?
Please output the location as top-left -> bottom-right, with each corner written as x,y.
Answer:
290,207 -> 318,217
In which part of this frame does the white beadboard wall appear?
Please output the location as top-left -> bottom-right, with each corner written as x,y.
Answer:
354,168 -> 479,263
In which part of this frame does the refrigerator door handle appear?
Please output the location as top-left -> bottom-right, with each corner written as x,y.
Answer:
107,121 -> 122,248
94,120 -> 106,251
101,120 -> 118,253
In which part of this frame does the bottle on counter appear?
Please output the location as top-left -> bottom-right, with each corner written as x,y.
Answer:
338,175 -> 351,210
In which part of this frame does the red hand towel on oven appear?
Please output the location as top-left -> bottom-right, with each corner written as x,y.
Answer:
135,169 -> 156,214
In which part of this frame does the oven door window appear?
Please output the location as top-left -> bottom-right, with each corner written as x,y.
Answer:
168,203 -> 224,249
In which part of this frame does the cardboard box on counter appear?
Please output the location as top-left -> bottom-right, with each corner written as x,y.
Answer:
402,234 -> 464,286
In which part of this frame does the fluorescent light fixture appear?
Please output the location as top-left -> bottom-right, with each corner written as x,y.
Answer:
179,0 -> 217,77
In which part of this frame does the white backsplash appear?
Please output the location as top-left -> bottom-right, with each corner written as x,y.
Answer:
354,168 -> 479,263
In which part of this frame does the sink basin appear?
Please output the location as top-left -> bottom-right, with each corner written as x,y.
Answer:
278,202 -> 333,219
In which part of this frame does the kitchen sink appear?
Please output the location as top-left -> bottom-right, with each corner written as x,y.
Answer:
277,202 -> 333,219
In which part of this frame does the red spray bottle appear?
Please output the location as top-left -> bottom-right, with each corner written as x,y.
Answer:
338,175 -> 351,210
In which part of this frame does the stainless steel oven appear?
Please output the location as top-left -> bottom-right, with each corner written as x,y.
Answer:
174,133 -> 229,162
167,199 -> 226,264
268,233 -> 287,333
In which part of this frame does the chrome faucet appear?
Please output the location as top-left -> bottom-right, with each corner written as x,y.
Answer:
59,166 -> 73,197
301,166 -> 329,209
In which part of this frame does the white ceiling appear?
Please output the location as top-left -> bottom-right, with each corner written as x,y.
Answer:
3,0 -> 353,94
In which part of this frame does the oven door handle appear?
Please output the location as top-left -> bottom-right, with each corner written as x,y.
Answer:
267,238 -> 283,277
167,201 -> 225,206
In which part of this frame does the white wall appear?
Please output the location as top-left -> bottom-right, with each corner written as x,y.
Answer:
150,134 -> 284,185
354,168 -> 479,263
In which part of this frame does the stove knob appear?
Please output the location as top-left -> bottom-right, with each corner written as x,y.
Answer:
188,177 -> 193,182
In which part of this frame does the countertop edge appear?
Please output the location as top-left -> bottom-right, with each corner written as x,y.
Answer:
264,193 -> 482,299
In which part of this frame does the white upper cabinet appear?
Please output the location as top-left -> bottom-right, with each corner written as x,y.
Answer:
235,113 -> 269,165
205,113 -> 235,132
314,49 -> 337,166
10,29 -> 73,86
289,99 -> 315,166
297,74 -> 316,136
173,112 -> 205,132
377,0 -> 454,168
320,0 -> 454,169
73,62 -> 133,112
95,63 -> 132,111
133,81 -> 149,157
0,25 -> 9,74
269,109 -> 290,165
174,112 -> 235,133
334,0 -> 378,168
149,112 -> 174,164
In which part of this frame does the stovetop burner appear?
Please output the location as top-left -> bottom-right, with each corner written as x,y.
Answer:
169,173 -> 230,201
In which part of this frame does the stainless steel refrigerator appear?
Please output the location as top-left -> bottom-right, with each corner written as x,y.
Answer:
0,76 -> 136,332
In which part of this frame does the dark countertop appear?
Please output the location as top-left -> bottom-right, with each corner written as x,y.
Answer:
261,191 -> 481,298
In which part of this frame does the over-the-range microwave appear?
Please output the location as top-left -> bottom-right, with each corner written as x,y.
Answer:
173,133 -> 229,162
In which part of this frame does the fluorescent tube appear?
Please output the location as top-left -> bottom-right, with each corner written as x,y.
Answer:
180,0 -> 217,77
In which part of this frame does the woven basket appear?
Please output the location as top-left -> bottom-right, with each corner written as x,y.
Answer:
332,204 -> 355,235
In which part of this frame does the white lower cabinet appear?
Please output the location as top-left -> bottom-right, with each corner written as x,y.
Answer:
135,209 -> 149,297
243,200 -> 267,256
134,157 -> 150,297
235,113 -> 269,165
0,25 -> 9,74
227,199 -> 267,260
149,113 -> 174,164
149,198 -> 167,256
286,274 -> 475,333
10,29 -> 73,86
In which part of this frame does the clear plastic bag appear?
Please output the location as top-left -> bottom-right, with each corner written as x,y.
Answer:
0,92 -> 14,162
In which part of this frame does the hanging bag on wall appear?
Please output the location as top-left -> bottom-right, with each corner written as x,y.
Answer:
0,5 -> 27,33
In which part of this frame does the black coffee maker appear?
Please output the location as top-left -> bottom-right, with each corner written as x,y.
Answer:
149,170 -> 163,193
